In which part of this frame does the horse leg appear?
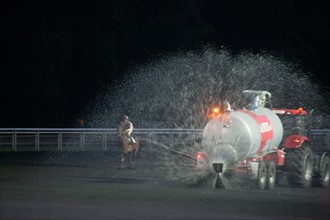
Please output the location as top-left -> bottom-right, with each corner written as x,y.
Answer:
135,140 -> 142,157
129,151 -> 135,169
120,153 -> 125,169
133,143 -> 139,157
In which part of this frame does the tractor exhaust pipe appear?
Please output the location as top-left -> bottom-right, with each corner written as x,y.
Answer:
213,163 -> 223,173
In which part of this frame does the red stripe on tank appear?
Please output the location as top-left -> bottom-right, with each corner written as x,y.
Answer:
240,110 -> 274,153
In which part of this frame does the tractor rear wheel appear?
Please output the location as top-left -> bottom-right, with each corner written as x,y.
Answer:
287,145 -> 314,188
312,156 -> 329,188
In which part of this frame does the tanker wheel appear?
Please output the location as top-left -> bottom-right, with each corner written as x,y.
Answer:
312,156 -> 329,188
287,145 -> 314,188
266,161 -> 276,190
256,161 -> 267,190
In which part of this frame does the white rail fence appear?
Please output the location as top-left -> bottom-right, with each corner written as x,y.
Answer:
0,128 -> 329,152
0,128 -> 203,152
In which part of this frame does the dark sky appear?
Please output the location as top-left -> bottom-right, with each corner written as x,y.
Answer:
1,0 -> 329,127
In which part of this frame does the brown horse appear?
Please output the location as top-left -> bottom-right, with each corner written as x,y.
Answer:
117,135 -> 141,169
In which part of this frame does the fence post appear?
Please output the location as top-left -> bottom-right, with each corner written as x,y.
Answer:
103,132 -> 107,151
58,132 -> 63,151
170,132 -> 174,149
12,131 -> 17,152
35,132 -> 40,152
80,132 -> 85,151
148,132 -> 152,150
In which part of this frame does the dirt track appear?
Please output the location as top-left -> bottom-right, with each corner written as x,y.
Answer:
1,152 -> 329,220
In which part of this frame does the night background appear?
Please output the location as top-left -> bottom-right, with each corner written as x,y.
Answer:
1,0 -> 330,128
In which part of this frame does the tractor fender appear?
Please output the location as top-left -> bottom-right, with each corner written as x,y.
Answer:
283,134 -> 309,149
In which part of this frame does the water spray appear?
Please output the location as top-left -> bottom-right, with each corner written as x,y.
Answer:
86,46 -> 328,189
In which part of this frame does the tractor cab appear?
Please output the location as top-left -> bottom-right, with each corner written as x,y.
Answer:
273,108 -> 309,136
242,90 -> 273,110
272,107 -> 313,148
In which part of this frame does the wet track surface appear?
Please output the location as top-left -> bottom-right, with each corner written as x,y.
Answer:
1,152 -> 329,220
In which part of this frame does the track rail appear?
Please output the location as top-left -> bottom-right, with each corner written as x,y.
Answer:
0,128 -> 203,152
0,128 -> 329,152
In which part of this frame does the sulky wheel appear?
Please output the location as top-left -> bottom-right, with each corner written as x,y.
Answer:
287,145 -> 314,188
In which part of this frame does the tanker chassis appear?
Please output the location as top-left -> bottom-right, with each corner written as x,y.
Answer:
197,90 -> 329,189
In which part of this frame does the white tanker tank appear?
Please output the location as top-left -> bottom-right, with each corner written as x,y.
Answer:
200,91 -> 283,169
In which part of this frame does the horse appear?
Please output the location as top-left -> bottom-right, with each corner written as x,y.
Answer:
117,134 -> 141,169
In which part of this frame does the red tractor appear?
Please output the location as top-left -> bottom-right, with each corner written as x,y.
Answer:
275,107 -> 329,187
197,90 -> 329,189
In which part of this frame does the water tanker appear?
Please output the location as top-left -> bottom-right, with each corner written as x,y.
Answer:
197,90 -> 329,190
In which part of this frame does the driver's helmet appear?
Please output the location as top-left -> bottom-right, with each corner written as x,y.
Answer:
226,102 -> 231,112
123,115 -> 129,120
222,101 -> 231,112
